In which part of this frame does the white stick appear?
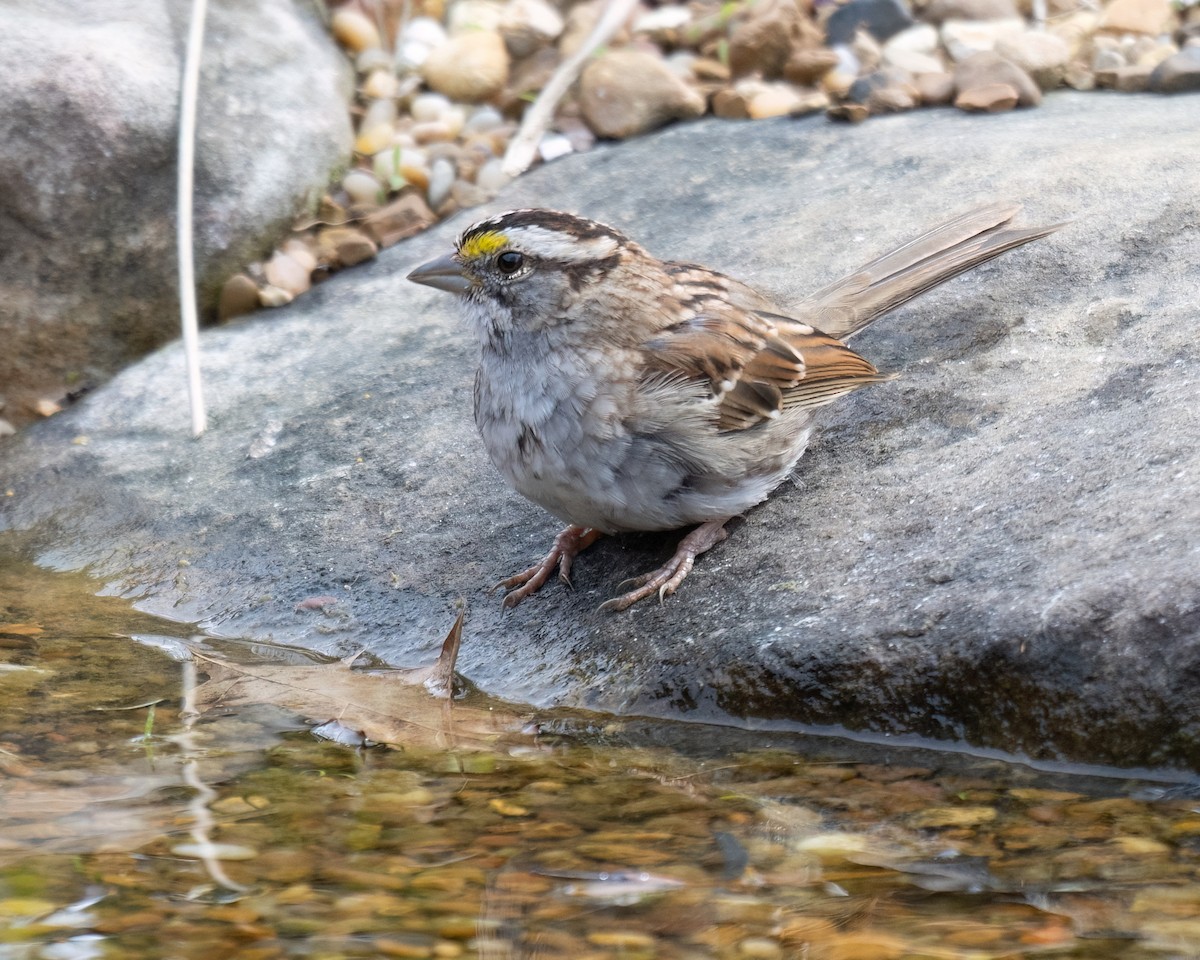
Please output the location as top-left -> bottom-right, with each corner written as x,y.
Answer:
501,0 -> 640,178
178,0 -> 209,437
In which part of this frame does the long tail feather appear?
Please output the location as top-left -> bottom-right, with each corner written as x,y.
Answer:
798,203 -> 1065,341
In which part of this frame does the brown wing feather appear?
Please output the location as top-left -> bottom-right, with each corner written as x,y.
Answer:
645,264 -> 890,432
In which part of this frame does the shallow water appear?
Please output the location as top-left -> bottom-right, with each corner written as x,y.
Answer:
2,557 -> 1199,960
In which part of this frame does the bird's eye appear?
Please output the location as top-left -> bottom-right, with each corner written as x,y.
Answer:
496,250 -> 525,275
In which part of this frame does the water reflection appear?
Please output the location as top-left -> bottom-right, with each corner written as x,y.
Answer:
2,558 -> 1200,959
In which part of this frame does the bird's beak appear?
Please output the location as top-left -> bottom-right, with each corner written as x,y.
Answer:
407,253 -> 473,295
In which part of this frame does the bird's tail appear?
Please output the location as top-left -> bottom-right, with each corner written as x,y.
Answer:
796,203 -> 1065,342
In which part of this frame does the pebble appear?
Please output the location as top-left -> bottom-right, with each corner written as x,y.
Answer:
331,8 -> 382,53
995,31 -> 1070,88
321,228 -> 378,268
1098,0 -> 1176,35
784,48 -> 841,85
825,0 -> 915,45
941,17 -> 1026,61
499,0 -> 565,58
171,842 -> 258,861
343,169 -> 383,206
579,49 -> 705,139
362,69 -> 400,100
954,50 -> 1042,105
395,17 -> 448,72
362,193 -> 436,247
1150,46 -> 1200,91
218,273 -> 260,323
954,80 -> 1019,109
925,0 -> 1019,23
263,250 -> 311,297
426,157 -> 457,210
463,105 -> 504,134
422,32 -> 510,102
257,285 -> 293,308
474,158 -> 510,194
537,132 -> 573,163
748,84 -> 829,119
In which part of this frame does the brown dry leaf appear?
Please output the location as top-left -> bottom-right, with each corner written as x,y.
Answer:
190,613 -> 533,751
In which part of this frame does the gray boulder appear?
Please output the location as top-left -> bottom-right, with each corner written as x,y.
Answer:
0,0 -> 352,426
3,92 -> 1199,770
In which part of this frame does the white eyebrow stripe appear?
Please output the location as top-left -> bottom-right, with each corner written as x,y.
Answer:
505,225 -> 620,263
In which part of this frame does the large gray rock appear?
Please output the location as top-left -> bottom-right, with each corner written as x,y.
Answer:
3,92 -> 1199,771
0,0 -> 352,426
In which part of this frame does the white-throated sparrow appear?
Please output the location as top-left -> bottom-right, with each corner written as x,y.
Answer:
408,204 -> 1060,611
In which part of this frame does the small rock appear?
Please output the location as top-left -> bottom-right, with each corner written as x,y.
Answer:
851,29 -> 884,73
362,192 -> 436,247
422,32 -> 510,102
826,101 -> 871,121
925,0 -> 1019,23
1063,61 -> 1096,90
825,0 -> 914,45
451,179 -> 492,209
995,31 -> 1070,89
0,419 -> 15,437
427,157 -> 457,210
867,84 -> 918,112
941,17 -> 1027,61
362,69 -> 399,100
1095,64 -> 1155,90
692,57 -> 732,82
915,71 -> 957,103
500,0 -> 564,58
1149,47 -> 1200,92
410,92 -> 453,124
1092,46 -> 1128,72
884,48 -> 947,74
394,17 -> 448,73
747,84 -> 828,119
343,169 -> 383,206
1098,0 -> 1175,35
712,88 -> 750,119
634,5 -> 693,43
954,80 -> 1019,110
1050,11 -> 1103,58
218,274 -> 260,323
356,47 -> 393,74
847,70 -> 890,103
257,285 -> 293,308
447,0 -> 506,35
538,132 -> 574,162
320,228 -> 378,269
35,398 -> 62,417
464,105 -> 505,134
730,0 -> 813,78
954,50 -> 1042,105
1132,39 -> 1179,69
883,23 -> 940,57
784,48 -> 841,85
282,240 -> 316,273
579,49 -> 705,139
331,8 -> 381,53
264,251 -> 311,297
475,158 -> 511,194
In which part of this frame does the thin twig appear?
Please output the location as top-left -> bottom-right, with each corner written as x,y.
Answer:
501,0 -> 640,178
178,0 -> 209,437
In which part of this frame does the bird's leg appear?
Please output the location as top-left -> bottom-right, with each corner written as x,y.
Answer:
599,519 -> 730,613
494,525 -> 603,609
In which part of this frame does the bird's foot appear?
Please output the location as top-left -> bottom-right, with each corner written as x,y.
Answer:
494,525 -> 603,609
599,519 -> 729,613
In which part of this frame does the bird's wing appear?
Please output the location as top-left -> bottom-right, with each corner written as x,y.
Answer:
643,263 -> 892,432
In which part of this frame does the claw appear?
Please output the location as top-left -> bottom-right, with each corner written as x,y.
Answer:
497,526 -> 602,609
599,519 -> 730,613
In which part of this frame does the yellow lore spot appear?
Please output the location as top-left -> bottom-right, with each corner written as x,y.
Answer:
459,230 -> 508,259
